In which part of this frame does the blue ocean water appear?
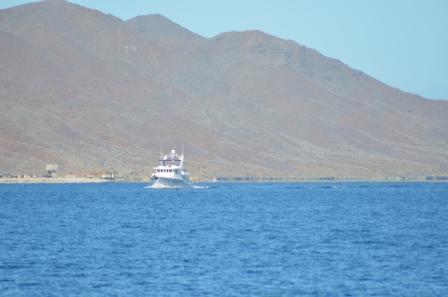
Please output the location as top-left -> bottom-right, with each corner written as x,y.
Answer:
0,182 -> 447,296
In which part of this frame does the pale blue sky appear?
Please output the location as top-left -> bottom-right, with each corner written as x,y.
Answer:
2,0 -> 447,100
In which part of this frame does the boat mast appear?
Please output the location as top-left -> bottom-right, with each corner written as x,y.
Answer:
180,144 -> 184,167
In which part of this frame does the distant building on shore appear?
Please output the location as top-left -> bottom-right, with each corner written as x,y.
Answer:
46,164 -> 58,178
100,172 -> 115,180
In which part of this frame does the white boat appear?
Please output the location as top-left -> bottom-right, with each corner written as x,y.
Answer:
150,148 -> 191,188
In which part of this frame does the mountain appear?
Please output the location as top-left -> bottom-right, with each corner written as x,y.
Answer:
1,0 -> 447,180
126,14 -> 205,43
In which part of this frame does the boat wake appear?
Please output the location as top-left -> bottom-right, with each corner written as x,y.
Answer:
192,185 -> 209,189
145,184 -> 209,189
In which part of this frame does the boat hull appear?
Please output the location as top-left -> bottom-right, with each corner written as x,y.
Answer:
151,177 -> 191,189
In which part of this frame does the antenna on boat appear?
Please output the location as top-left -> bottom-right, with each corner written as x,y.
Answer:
160,144 -> 163,159
180,143 -> 184,167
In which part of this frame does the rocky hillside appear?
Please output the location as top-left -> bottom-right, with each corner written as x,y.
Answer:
1,0 -> 447,179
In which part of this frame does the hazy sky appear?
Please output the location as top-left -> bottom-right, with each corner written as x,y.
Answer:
2,0 -> 447,100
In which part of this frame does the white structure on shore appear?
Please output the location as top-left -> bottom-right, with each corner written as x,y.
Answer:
46,164 -> 58,178
151,148 -> 191,188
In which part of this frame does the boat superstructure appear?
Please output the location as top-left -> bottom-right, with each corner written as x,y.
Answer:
151,148 -> 191,188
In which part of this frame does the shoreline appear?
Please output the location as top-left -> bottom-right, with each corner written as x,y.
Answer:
0,178 -> 447,184
0,177 -> 112,184
205,179 -> 448,184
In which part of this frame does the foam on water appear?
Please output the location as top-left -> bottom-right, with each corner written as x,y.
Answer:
192,185 -> 209,189
145,183 -> 209,189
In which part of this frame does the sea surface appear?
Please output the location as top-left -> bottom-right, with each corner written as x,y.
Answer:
0,182 -> 447,296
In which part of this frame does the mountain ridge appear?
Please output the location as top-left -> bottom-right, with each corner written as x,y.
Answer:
0,0 -> 447,179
